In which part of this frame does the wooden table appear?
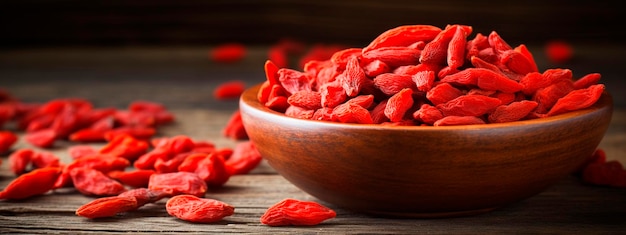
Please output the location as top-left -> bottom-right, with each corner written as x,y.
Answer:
1,46 -> 625,234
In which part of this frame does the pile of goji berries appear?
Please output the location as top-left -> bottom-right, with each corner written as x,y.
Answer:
257,24 -> 605,126
0,88 -> 335,225
0,90 -> 174,149
254,24 -> 625,188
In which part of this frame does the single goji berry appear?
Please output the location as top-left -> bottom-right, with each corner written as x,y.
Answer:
222,110 -> 248,140
0,167 -> 62,200
547,84 -> 605,116
573,73 -> 602,90
214,80 -> 246,100
363,47 -> 422,68
284,106 -> 315,120
437,94 -> 502,117
425,83 -> 464,106
447,25 -> 469,69
225,141 -> 262,175
24,128 -> 57,148
332,102 -> 373,124
319,81 -> 348,108
362,25 -> 442,53
384,88 -> 414,122
412,70 -> 436,92
70,167 -> 127,196
339,56 -> 368,97
76,196 -> 138,219
373,73 -> 415,96
148,172 -> 207,197
544,40 -> 573,64
0,130 -> 18,154
413,104 -> 444,125
287,90 -> 323,110
488,100 -> 538,123
166,194 -> 235,223
260,198 -> 336,226
210,43 -> 246,63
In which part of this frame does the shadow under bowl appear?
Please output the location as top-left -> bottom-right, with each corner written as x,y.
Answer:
239,83 -> 613,218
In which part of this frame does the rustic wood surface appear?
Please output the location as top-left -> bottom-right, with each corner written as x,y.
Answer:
1,46 -> 625,234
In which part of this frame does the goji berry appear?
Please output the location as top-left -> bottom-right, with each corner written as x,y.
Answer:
339,56 -> 368,97
284,106 -> 315,120
24,128 -> 57,148
0,167 -> 62,200
488,100 -> 539,123
225,141 -> 262,175
413,104 -> 444,125
434,115 -> 486,126
107,169 -> 155,188
373,73 -> 415,96
320,81 -> 348,108
437,94 -> 502,117
0,131 -> 17,154
363,47 -> 422,68
260,198 -> 336,226
214,80 -> 246,100
118,187 -> 168,208
8,149 -> 33,175
166,194 -> 235,223
99,134 -> 149,162
384,88 -> 414,122
332,102 -> 373,124
179,152 -> 230,187
70,167 -> 127,196
67,145 -> 98,159
426,82 -> 464,106
573,73 -> 602,90
544,40 -> 573,64
362,25 -> 442,53
547,84 -> 605,116
287,90 -> 323,110
148,172 -> 207,197
210,43 -> 246,63
222,110 -> 248,140
582,160 -> 626,187
76,196 -> 138,219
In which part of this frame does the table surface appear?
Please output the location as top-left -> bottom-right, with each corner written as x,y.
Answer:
1,45 -> 625,234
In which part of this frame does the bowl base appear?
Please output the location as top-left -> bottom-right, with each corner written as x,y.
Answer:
361,207 -> 498,219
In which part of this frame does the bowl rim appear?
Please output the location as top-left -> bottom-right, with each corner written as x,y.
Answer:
240,83 -> 613,131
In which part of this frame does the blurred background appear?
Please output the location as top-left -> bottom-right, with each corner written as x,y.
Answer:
1,0 -> 623,47
0,0 -> 624,108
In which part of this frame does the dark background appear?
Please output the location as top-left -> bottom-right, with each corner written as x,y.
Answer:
0,0 -> 624,109
1,0 -> 623,48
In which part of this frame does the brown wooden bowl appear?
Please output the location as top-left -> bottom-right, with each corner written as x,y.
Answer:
239,83 -> 613,218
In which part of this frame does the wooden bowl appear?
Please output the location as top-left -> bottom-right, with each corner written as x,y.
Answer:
239,84 -> 614,218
